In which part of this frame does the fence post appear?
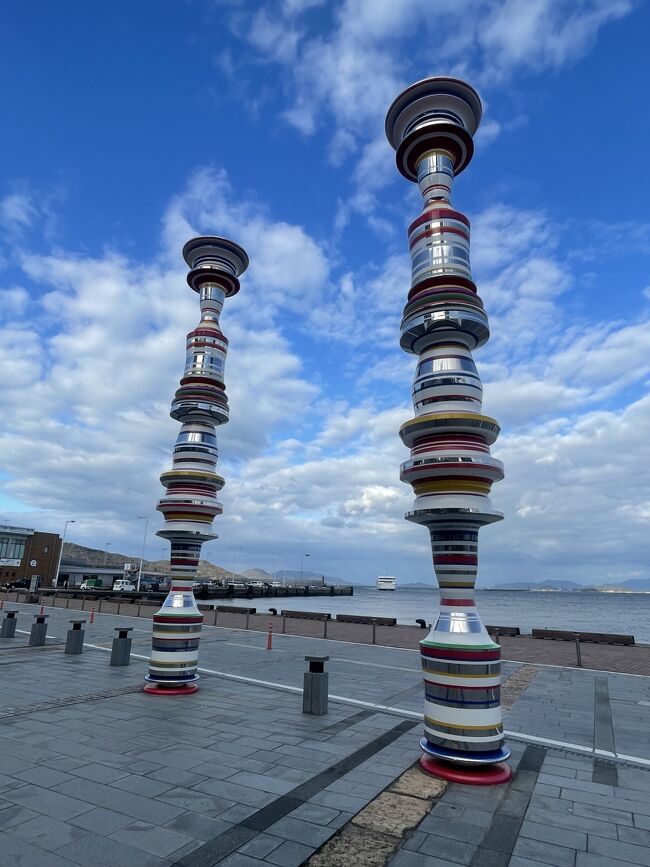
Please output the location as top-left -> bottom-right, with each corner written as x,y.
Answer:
574,633 -> 583,668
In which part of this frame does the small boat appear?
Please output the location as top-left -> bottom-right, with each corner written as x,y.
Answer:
376,575 -> 396,591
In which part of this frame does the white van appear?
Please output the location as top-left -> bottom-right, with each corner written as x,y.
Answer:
113,579 -> 136,592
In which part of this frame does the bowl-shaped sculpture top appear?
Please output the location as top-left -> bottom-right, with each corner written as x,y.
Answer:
182,236 -> 249,277
385,77 -> 482,180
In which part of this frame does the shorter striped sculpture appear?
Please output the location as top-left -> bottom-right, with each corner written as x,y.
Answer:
144,236 -> 248,695
385,78 -> 511,783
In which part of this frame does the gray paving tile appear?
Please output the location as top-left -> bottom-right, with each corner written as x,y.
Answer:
266,816 -> 334,848
219,854 -> 267,867
11,766 -> 74,788
0,830 -> 73,866
512,837 -> 576,867
0,803 -> 41,830
571,801 -> 634,826
576,855 -> 643,867
390,851 -> 458,866
194,778 -> 276,808
309,790 -> 368,812
110,819 -> 194,857
53,778 -> 184,824
523,805 -> 617,839
69,806 -> 135,835
149,766 -> 210,788
227,772 -> 297,796
71,763 -> 130,783
238,832 -> 284,858
418,833 -> 475,864
1,784 -> 92,821
287,803 -> 340,826
6,814 -> 89,851
58,832 -> 171,867
157,785 -> 236,816
520,819 -> 586,851
109,773 -> 174,797
163,809 -> 232,842
264,839 -> 315,866
619,825 -> 650,847
587,833 -> 650,865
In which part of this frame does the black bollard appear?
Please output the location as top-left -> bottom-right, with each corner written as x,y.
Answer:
29,614 -> 48,647
65,620 -> 86,655
1,610 -> 18,638
303,655 -> 329,715
111,627 -> 133,666
269,608 -> 277,616
415,618 -> 427,629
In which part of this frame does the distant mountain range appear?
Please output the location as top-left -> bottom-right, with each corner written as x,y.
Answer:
63,542 -> 244,582
62,544 -> 648,591
488,578 -> 650,592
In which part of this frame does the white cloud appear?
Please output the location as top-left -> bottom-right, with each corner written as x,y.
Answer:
0,189 -> 38,238
219,0 -> 636,231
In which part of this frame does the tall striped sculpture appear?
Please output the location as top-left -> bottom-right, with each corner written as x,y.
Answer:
144,236 -> 248,695
385,78 -> 511,783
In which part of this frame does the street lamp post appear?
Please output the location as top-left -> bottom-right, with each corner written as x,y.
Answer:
103,542 -> 111,566
136,516 -> 149,592
300,552 -> 310,585
53,520 -> 75,588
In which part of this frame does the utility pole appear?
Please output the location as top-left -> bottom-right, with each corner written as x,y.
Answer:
53,519 -> 75,588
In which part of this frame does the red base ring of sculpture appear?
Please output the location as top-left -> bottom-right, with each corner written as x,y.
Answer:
419,755 -> 512,786
143,683 -> 199,696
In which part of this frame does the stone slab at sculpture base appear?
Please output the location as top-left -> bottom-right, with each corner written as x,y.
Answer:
143,682 -> 199,696
419,754 -> 511,785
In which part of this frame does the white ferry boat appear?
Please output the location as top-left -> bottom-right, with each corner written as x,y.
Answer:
376,575 -> 396,591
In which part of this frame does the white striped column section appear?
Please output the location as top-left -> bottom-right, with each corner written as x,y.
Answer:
144,236 -> 248,696
385,78 -> 511,784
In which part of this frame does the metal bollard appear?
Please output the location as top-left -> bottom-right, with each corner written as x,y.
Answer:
111,627 -> 133,666
574,633 -> 583,668
1,610 -> 18,638
415,618 -> 427,629
303,655 -> 329,715
65,620 -> 86,655
29,614 -> 49,646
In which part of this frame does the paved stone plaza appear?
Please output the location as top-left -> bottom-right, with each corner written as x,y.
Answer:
1,601 -> 650,865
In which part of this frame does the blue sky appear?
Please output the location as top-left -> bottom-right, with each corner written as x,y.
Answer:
1,0 -> 650,585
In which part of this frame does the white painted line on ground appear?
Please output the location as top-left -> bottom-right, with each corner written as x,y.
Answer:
502,730 -> 650,768
7,626 -> 650,769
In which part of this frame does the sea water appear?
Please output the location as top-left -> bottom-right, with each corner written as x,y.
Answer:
210,587 -> 650,643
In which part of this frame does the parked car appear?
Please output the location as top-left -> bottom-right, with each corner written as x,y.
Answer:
112,579 -> 136,592
2,578 -> 30,591
80,578 -> 103,590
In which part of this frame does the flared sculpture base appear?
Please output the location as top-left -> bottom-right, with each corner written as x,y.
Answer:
420,754 -> 511,785
143,681 -> 199,696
